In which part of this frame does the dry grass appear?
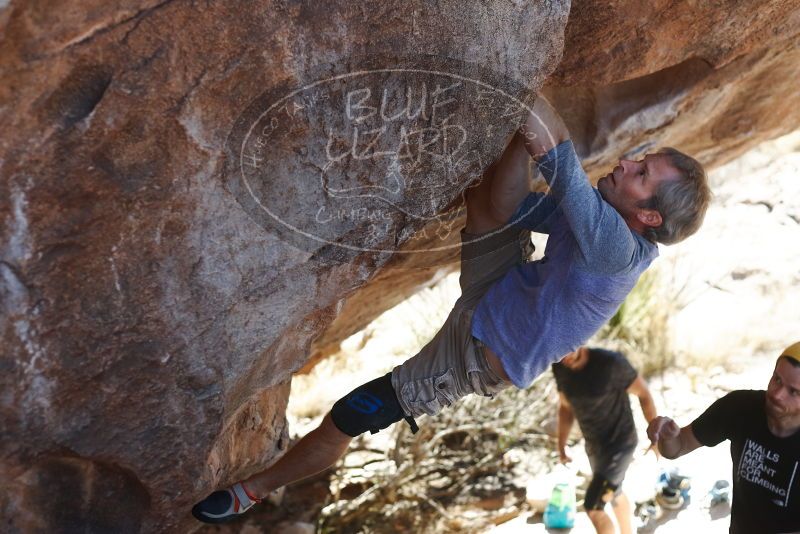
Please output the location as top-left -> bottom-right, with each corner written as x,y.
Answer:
316,378 -> 558,533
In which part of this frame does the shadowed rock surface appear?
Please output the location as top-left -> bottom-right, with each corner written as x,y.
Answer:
1,0 -> 798,531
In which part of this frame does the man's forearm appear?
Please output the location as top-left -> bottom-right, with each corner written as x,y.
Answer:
649,419 -> 703,460
557,407 -> 573,453
520,97 -> 569,159
639,394 -> 658,424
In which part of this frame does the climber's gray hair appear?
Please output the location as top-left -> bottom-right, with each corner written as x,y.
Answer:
639,147 -> 712,245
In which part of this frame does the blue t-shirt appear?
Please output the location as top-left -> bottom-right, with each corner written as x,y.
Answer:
471,140 -> 658,388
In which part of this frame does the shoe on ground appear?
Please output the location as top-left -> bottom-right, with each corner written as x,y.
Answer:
656,488 -> 684,510
191,482 -> 261,524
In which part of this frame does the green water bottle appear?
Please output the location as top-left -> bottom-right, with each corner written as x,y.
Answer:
543,482 -> 576,529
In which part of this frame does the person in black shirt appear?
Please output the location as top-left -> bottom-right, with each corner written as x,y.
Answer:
648,342 -> 800,534
553,346 -> 658,534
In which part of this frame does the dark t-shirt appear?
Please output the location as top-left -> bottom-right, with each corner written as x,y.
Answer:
692,390 -> 800,534
552,348 -> 638,452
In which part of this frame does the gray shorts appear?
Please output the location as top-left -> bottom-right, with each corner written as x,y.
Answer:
391,225 -> 532,418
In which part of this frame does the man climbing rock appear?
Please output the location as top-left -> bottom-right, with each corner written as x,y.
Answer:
647,342 -> 800,534
192,96 -> 711,523
553,346 -> 658,534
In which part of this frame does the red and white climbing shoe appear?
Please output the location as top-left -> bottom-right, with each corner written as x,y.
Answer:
191,482 -> 262,524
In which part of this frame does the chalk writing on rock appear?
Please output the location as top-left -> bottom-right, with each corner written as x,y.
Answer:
227,65 -> 534,263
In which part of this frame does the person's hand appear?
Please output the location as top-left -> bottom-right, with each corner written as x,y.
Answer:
647,416 -> 680,445
558,449 -> 573,464
643,442 -> 661,460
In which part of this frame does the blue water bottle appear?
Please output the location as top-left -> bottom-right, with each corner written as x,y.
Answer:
543,482 -> 576,529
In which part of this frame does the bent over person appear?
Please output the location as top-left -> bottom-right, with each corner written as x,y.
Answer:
647,342 -> 800,534
192,96 -> 711,523
553,346 -> 657,534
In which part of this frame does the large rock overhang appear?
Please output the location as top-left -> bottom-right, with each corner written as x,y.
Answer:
0,1 -> 569,531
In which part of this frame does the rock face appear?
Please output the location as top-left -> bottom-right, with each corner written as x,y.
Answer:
0,1 -> 567,532
546,0 -> 800,175
0,1 -> 798,532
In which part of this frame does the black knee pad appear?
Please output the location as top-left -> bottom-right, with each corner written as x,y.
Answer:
331,372 -> 417,437
584,476 -> 619,511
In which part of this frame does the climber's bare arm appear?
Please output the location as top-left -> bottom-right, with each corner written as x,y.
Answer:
520,96 -> 570,160
466,96 -> 569,234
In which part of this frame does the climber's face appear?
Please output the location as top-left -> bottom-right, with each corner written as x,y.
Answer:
597,153 -> 680,232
